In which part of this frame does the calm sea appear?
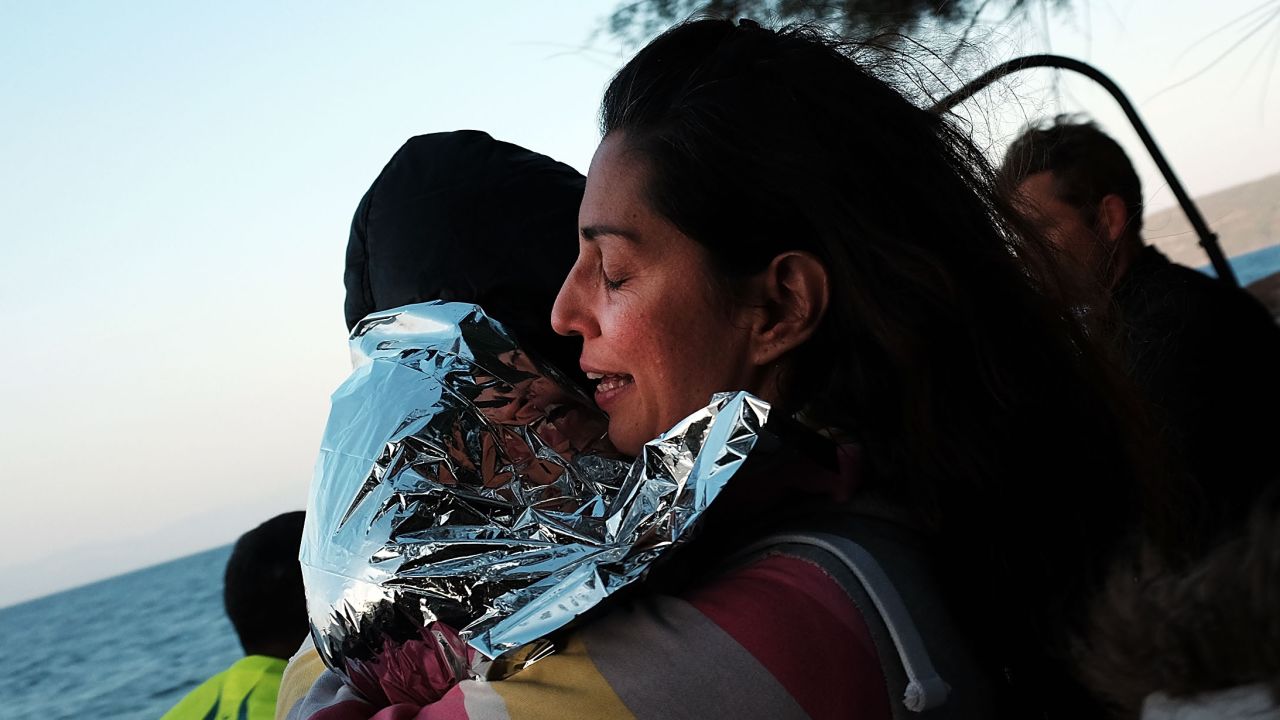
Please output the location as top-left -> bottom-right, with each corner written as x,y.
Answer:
0,546 -> 242,720
1203,242 -> 1280,285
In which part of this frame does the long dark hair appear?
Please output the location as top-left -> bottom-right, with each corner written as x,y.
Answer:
603,18 -> 1168,717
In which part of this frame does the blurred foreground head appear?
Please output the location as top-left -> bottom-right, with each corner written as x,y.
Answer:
224,510 -> 307,659
1082,487 -> 1280,718
344,130 -> 586,379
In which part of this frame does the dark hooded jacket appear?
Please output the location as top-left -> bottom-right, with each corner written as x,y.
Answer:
344,130 -> 586,381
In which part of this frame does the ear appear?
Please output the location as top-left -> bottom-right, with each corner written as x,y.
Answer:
749,251 -> 829,366
1097,193 -> 1130,244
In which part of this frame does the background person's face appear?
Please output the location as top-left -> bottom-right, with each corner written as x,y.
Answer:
551,134 -> 766,455
1016,171 -> 1108,280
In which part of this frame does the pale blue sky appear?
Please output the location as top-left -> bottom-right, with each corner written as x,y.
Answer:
2,1 -> 1277,606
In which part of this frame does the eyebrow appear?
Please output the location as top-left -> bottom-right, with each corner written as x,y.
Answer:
580,224 -> 639,242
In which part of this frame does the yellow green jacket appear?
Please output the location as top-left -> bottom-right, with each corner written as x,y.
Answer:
161,654 -> 287,720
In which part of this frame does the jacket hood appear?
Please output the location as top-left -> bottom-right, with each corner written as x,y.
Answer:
345,130 -> 586,380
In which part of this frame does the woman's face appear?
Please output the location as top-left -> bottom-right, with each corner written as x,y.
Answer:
551,134 -> 772,455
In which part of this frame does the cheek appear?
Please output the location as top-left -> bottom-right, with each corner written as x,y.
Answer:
608,309 -> 680,402
1058,221 -> 1099,258
649,320 -> 725,406
621,323 -> 668,382
599,289 -> 665,357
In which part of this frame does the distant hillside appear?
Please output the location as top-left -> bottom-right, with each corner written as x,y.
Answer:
1145,171 -> 1280,267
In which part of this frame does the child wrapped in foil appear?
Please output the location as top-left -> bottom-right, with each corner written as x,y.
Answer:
301,301 -> 770,706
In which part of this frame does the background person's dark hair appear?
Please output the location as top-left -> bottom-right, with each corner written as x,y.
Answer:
602,18 -> 1171,717
223,511 -> 308,659
1000,115 -> 1145,242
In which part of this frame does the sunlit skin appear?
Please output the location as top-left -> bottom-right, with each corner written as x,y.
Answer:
550,134 -> 780,455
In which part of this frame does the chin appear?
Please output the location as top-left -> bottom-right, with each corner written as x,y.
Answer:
607,420 -> 647,458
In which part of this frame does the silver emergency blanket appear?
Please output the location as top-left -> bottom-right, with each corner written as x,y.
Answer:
301,301 -> 771,706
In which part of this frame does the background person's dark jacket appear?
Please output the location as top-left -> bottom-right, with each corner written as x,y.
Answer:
1114,245 -> 1280,540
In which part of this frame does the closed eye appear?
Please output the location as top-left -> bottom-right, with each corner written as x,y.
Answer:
602,269 -> 627,291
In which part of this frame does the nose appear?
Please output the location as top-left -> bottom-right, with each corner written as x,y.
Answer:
551,255 -> 595,339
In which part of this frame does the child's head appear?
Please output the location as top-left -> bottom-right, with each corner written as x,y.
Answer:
344,130 -> 586,381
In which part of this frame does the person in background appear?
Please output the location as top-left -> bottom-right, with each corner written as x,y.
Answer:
275,129 -> 587,720
162,511 -> 307,720
1000,116 -> 1280,546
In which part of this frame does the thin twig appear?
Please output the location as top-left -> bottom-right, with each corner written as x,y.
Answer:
1145,6 -> 1280,104
948,0 -> 997,63
1173,0 -> 1280,66
1257,17 -> 1280,118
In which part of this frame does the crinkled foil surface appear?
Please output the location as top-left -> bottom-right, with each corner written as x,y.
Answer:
301,302 -> 771,706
